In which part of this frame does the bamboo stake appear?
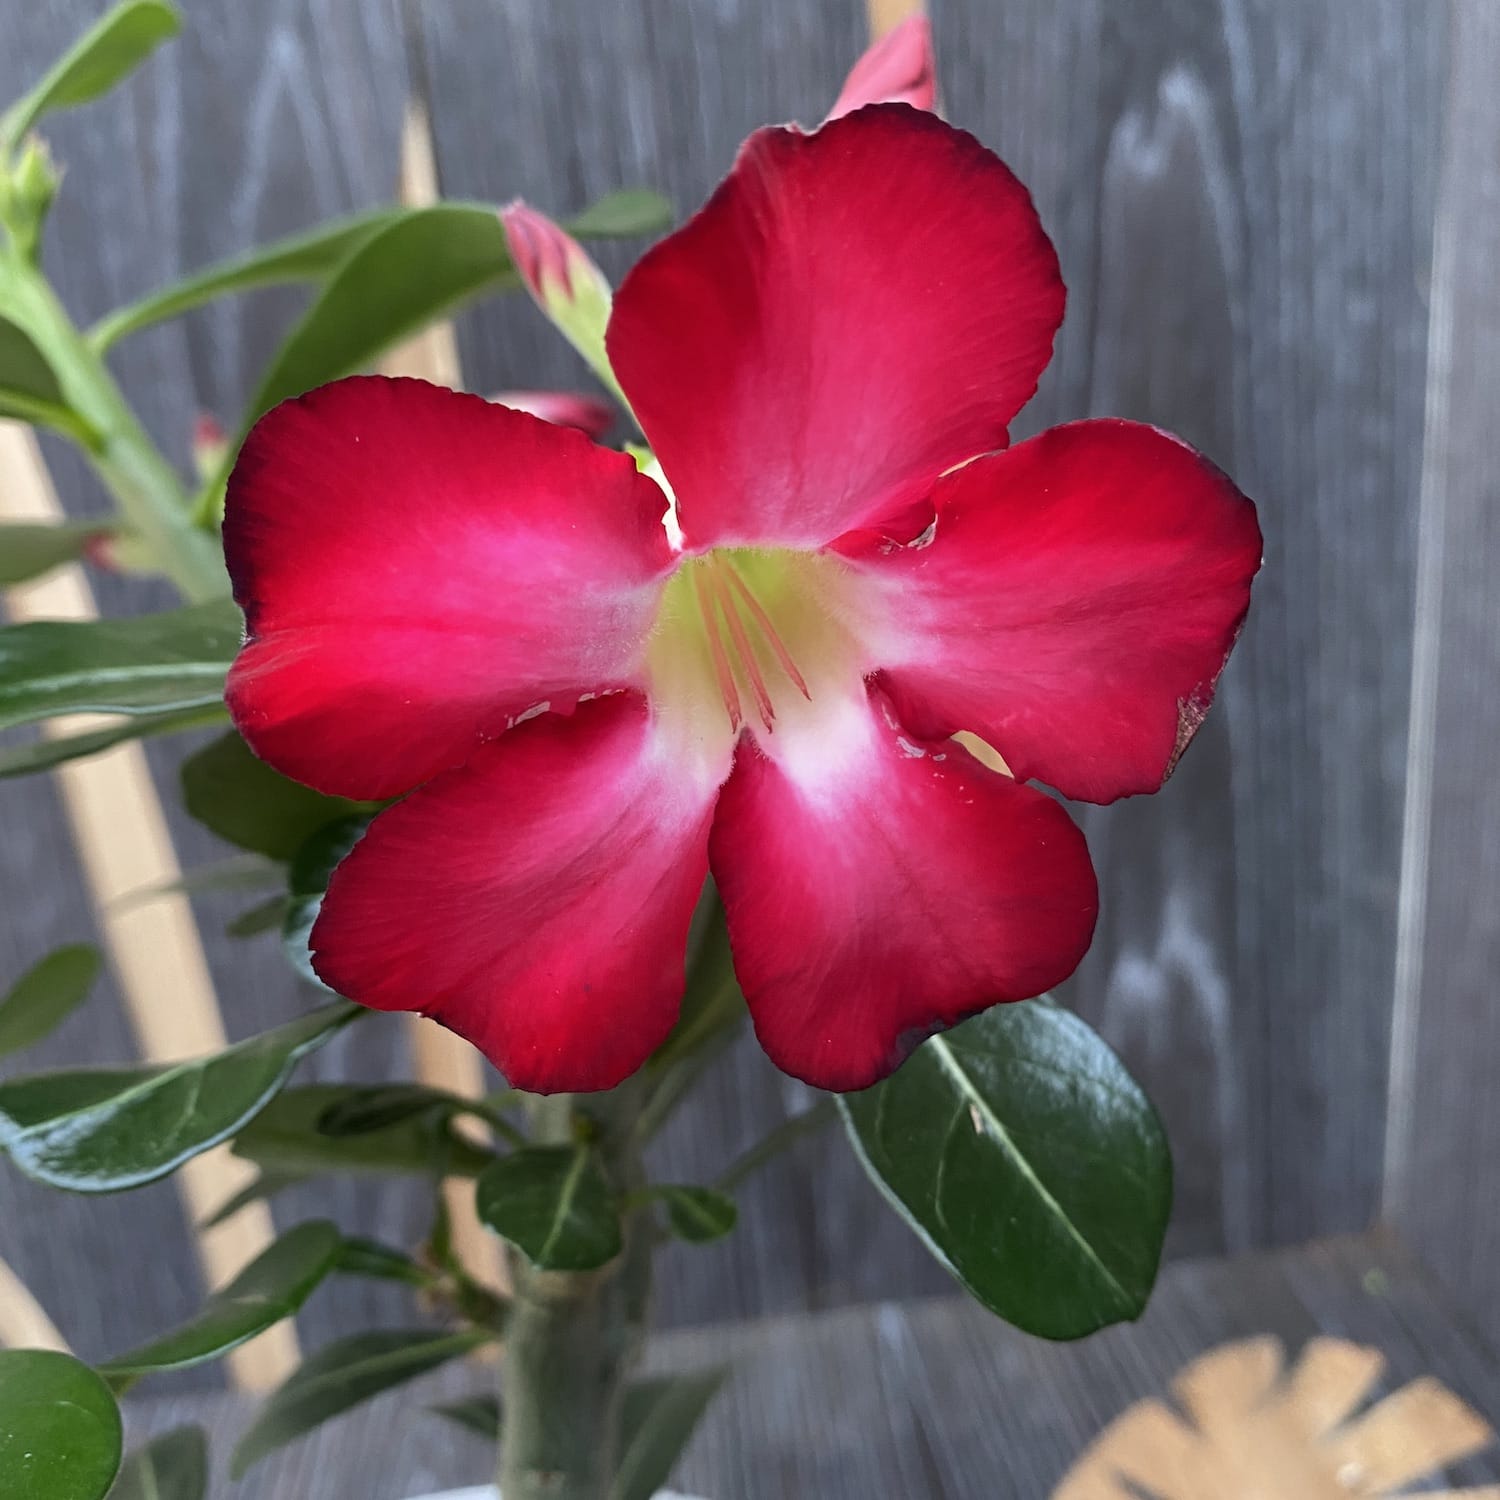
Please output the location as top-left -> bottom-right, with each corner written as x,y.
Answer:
0,1255 -> 69,1352
378,99 -> 508,1298
0,419 -> 295,1390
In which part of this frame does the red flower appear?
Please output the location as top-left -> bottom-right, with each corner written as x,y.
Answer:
223,104 -> 1261,1094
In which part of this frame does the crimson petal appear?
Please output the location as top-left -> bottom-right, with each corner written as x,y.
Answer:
224,376 -> 673,800
311,694 -> 722,1093
710,687 -> 1097,1091
607,105 -> 1064,551
863,420 -> 1263,803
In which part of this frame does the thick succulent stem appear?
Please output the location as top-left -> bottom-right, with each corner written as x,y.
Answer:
497,1089 -> 651,1500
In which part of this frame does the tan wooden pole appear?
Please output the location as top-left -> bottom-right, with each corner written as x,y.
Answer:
378,100 -> 508,1298
0,1255 -> 69,1352
0,420 -> 295,1389
866,0 -> 924,39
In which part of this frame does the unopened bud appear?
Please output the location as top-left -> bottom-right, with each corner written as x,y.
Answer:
0,135 -> 59,258
191,412 -> 229,482
500,201 -> 628,407
826,15 -> 936,121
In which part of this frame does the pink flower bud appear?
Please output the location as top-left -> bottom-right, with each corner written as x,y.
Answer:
191,411 -> 229,482
499,201 -> 623,403
490,390 -> 615,441
827,14 -> 936,121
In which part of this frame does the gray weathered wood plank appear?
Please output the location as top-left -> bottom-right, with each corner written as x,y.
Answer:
1384,0 -> 1500,1348
119,1233 -> 1500,1498
937,0 -> 1446,1253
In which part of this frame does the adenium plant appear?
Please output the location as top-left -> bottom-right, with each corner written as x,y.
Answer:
0,8 -> 1258,1500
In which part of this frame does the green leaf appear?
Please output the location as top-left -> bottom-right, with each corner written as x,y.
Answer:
609,1370 -> 725,1500
280,817 -> 371,988
657,1185 -> 737,1245
180,730 -> 364,860
243,203 -> 516,424
230,1328 -> 489,1478
0,943 -> 100,1059
0,2 -> 179,150
838,1002 -> 1172,1340
107,1426 -> 207,1500
88,209 -> 404,351
224,894 -> 289,939
0,1001 -> 356,1191
333,1237 -> 427,1286
0,521 -> 105,587
0,600 -> 239,732
200,1167 -> 306,1229
114,853 -> 279,909
316,1083 -> 461,1137
427,1394 -> 499,1442
565,188 -> 672,238
475,1145 -> 621,1272
0,1349 -> 121,1500
0,315 -> 91,439
0,705 -> 225,779
101,1221 -> 341,1379
231,1084 -> 489,1180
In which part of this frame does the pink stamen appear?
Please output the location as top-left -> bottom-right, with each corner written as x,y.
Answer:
719,561 -> 813,702
691,565 -> 743,733
710,560 -> 777,732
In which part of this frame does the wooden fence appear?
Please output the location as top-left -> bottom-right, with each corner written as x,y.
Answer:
3,0 -> 1493,1388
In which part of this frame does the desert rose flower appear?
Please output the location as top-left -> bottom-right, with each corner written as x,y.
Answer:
223,103 -> 1261,1094
490,389 -> 615,440
826,14 -> 936,119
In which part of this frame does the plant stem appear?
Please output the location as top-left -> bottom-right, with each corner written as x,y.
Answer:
498,1088 -> 651,1500
713,1096 -> 838,1194
1,250 -> 226,602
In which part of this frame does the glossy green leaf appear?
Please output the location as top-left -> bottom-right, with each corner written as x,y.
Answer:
0,316 -> 91,438
565,187 -> 672,238
180,730 -> 364,860
280,817 -> 370,987
609,1369 -> 726,1500
0,1349 -> 121,1500
839,1002 -> 1172,1340
0,600 -> 239,732
316,1083 -> 462,1137
0,522 -> 106,587
115,853 -> 279,909
0,943 -> 100,1058
0,1001 -> 356,1191
107,1425 -> 207,1500
427,1394 -> 499,1442
0,2 -> 179,149
200,1167 -> 306,1229
107,1426 -> 206,1500
231,1084 -> 489,1180
658,1186 -> 737,1245
475,1145 -> 621,1272
223,894 -> 289,939
0,705 -> 224,779
243,203 -> 515,423
230,1328 -> 490,1477
101,1221 -> 341,1379
88,209 -> 403,351
333,1237 -> 427,1286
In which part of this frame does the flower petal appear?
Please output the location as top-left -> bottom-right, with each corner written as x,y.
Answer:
311,694 -> 726,1093
224,376 -> 673,800
607,105 -> 1064,550
826,15 -> 937,120
710,686 -> 1097,1090
860,420 -> 1263,803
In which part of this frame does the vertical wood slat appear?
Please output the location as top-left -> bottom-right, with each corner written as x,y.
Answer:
0,1253 -> 68,1353
377,99 -> 506,1300
1384,0 -> 1500,1342
935,0 -> 1444,1255
0,422 -> 294,1390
